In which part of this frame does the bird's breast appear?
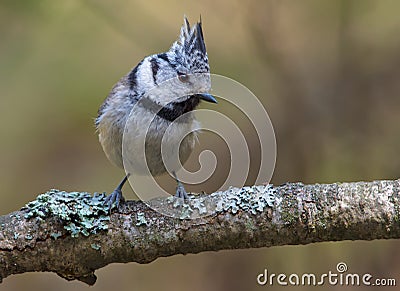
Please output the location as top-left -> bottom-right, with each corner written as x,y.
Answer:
122,105 -> 200,176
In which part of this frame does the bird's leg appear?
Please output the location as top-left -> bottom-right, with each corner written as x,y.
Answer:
173,171 -> 190,199
104,174 -> 130,211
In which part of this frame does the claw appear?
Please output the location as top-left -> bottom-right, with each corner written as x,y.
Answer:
104,188 -> 125,212
104,174 -> 129,213
173,171 -> 190,200
175,181 -> 190,199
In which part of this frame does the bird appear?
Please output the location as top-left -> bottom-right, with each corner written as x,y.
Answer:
95,16 -> 217,210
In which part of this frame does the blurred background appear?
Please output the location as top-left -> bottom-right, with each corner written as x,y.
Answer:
1,0 -> 400,290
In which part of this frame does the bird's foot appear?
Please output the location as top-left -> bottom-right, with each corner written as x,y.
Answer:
104,188 -> 125,212
175,181 -> 190,200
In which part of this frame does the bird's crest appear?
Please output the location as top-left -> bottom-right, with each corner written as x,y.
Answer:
169,16 -> 209,74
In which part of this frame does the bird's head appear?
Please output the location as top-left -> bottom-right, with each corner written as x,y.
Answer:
139,16 -> 216,107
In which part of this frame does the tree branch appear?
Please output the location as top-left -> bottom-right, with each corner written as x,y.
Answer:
1,179 -> 399,285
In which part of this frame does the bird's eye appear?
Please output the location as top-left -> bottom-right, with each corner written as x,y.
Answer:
178,73 -> 189,83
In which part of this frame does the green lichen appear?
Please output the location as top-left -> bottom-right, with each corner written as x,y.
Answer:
192,199 -> 208,215
165,195 -> 206,219
212,185 -> 276,215
50,231 -> 62,240
23,189 -> 110,238
136,212 -> 147,226
179,204 -> 193,220
14,214 -> 21,220
164,185 -> 276,219
90,243 -> 101,250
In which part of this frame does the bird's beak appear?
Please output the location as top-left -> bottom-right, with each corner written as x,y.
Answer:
197,93 -> 217,103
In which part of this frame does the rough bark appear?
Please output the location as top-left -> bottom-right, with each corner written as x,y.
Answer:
1,179 -> 399,285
